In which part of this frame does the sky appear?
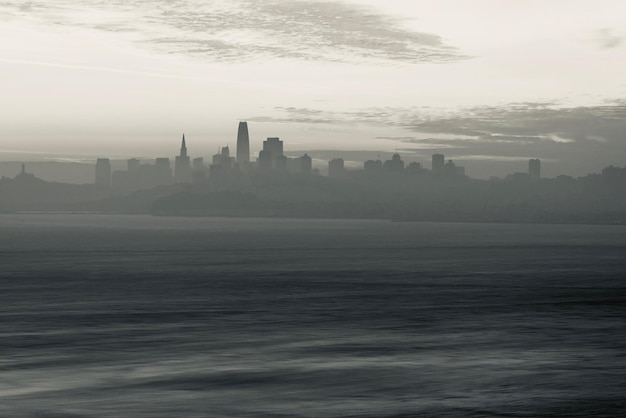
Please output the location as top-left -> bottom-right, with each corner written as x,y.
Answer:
1,0 -> 626,178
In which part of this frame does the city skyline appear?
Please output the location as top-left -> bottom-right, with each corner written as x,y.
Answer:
1,0 -> 626,179
89,122 -> 526,188
3,3 -> 626,415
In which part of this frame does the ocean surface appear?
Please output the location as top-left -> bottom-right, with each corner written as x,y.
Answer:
1,214 -> 625,417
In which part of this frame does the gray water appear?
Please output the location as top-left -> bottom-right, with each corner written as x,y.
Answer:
1,214 -> 625,417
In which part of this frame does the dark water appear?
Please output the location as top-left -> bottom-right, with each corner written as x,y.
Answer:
1,214 -> 625,417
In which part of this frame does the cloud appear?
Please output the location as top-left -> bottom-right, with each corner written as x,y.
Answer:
247,116 -> 337,124
1,0 -> 466,64
249,101 -> 626,173
452,155 -> 559,162
258,102 -> 626,147
0,58 -> 205,80
593,28 -> 623,49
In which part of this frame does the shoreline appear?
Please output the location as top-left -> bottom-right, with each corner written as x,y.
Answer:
3,211 -> 625,227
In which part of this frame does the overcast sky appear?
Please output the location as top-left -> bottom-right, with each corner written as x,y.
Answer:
1,0 -> 625,177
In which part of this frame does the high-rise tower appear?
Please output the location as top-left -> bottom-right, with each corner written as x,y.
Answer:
529,158 -> 541,180
180,134 -> 188,157
236,121 -> 250,166
432,153 -> 445,174
175,134 -> 192,183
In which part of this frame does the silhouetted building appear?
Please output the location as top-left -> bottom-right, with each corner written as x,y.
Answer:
113,157 -> 177,191
506,172 -> 531,181
384,153 -> 405,172
300,154 -> 312,175
286,157 -> 300,173
444,159 -> 465,177
193,170 -> 207,184
95,158 -> 111,186
258,150 -> 272,170
328,158 -> 345,178
193,157 -> 204,171
175,134 -> 192,183
275,154 -> 288,171
258,137 -> 284,170
155,158 -> 173,185
209,146 -> 235,182
529,158 -> 541,180
236,121 -> 250,166
406,161 -> 426,175
192,157 -> 206,184
264,137 -> 283,157
211,146 -> 233,168
15,163 -> 35,180
364,159 -> 382,173
128,158 -> 140,172
432,154 -> 445,174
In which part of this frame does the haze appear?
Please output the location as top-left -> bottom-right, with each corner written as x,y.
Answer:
2,0 -> 626,178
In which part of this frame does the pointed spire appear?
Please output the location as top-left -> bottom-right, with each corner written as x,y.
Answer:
180,133 -> 187,157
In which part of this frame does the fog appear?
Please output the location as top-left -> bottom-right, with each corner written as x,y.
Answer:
2,2 -> 626,416
2,128 -> 625,225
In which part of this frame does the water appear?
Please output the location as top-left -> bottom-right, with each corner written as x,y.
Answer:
1,214 -> 625,417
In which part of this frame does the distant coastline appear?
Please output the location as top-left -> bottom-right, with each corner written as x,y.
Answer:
3,209 -> 625,227
3,161 -> 625,226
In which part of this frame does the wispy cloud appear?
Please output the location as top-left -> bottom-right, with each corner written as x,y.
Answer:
592,28 -> 623,49
249,101 -> 626,169
1,0 -> 466,64
451,155 -> 558,162
266,102 -> 626,143
0,58 -> 203,80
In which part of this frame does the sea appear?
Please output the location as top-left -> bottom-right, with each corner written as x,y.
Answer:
1,214 -> 625,417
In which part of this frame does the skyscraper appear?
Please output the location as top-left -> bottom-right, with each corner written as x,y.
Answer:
364,159 -> 382,173
432,154 -> 445,174
236,122 -> 250,166
529,158 -> 541,179
193,157 -> 204,171
175,134 -> 192,183
328,158 -> 345,177
258,137 -> 284,169
300,154 -> 312,174
263,137 -> 283,158
95,158 -> 111,186
384,153 -> 405,172
154,157 -> 173,186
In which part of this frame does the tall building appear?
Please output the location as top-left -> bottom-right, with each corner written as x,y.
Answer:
275,154 -> 288,171
212,146 -> 233,169
432,154 -> 445,174
95,158 -> 111,186
384,153 -> 404,172
445,159 -> 465,177
300,154 -> 312,174
406,162 -> 424,175
236,121 -> 250,166
364,159 -> 382,173
193,157 -> 204,171
328,158 -> 345,178
258,137 -> 284,169
175,134 -> 192,183
155,158 -> 173,185
529,158 -> 541,179
263,137 -> 283,158
258,150 -> 272,170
